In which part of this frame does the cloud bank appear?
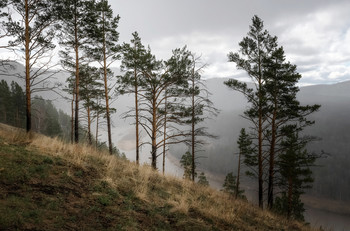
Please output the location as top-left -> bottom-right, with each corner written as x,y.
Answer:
111,0 -> 350,85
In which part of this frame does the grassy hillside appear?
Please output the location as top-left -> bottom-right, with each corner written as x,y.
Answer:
0,124 -> 318,231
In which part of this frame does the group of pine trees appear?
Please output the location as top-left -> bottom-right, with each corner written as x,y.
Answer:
1,1 -> 321,222
117,34 -> 218,174
0,0 -> 217,176
0,0 -> 117,153
223,16 -> 320,221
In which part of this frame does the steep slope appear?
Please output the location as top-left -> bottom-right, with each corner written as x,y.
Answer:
0,123 -> 315,231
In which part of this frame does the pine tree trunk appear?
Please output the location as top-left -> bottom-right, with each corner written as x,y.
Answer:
258,77 -> 263,209
74,6 -> 80,144
268,99 -> 277,209
71,95 -> 74,144
287,177 -> 293,219
151,93 -> 157,169
102,10 -> 113,155
257,38 -> 264,209
134,67 -> 140,164
191,77 -> 196,182
95,101 -> 99,148
87,105 -> 92,145
162,91 -> 167,174
16,108 -> 19,127
235,150 -> 242,199
24,0 -> 31,133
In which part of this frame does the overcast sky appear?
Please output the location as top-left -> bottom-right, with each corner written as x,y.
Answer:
109,0 -> 350,86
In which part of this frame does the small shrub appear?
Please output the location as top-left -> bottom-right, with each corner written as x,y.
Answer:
74,170 -> 83,177
43,157 -> 53,164
97,195 -> 111,206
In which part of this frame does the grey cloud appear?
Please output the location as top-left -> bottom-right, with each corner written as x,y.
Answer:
110,0 -> 350,84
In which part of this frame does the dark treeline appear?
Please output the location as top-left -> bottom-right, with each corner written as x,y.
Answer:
0,80 -> 26,128
0,79 -> 68,139
0,78 -> 111,150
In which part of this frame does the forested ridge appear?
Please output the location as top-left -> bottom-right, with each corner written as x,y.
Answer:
0,79 -> 68,139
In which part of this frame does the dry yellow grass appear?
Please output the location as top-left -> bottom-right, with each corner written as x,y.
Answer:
0,123 -> 320,230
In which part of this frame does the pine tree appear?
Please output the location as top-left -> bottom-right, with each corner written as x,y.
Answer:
79,64 -> 104,145
58,0 -> 98,143
262,46 -> 320,209
274,125 -> 317,221
186,54 -> 218,181
236,128 -> 253,199
120,45 -> 192,170
222,172 -> 245,198
224,15 -> 320,209
197,172 -> 209,186
224,15 -> 277,208
62,73 -> 76,143
118,32 -> 150,164
88,0 -> 119,154
222,172 -> 235,195
8,0 -> 60,133
180,151 -> 193,180
147,47 -> 192,170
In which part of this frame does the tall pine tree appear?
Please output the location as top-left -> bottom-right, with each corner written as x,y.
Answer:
87,0 -> 119,154
274,125 -> 317,221
225,15 -> 277,208
186,54 -> 218,181
8,0 -> 60,133
58,0 -> 98,143
262,46 -> 320,208
118,32 -> 151,164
